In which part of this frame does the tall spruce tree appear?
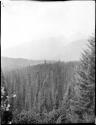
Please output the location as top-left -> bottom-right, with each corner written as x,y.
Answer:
74,37 -> 95,123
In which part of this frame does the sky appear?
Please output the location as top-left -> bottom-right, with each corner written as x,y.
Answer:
1,0 -> 95,61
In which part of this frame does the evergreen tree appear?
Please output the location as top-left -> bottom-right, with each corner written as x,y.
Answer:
74,37 -> 95,123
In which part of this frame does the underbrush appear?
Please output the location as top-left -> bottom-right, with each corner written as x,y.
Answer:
12,109 -> 69,124
12,110 -> 41,124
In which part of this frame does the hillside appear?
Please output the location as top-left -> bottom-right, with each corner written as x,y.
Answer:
2,38 -> 88,62
4,61 -> 80,113
1,57 -> 55,72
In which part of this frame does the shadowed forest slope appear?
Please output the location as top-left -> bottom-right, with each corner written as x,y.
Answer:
3,61 -> 80,113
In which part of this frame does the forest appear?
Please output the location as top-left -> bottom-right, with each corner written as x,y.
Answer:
1,37 -> 95,124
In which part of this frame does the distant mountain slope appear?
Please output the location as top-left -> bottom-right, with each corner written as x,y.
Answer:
1,57 -> 44,72
1,57 -> 56,72
2,37 -> 88,61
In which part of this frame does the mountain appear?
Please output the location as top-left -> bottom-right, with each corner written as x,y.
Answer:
2,37 -> 88,61
61,39 -> 88,61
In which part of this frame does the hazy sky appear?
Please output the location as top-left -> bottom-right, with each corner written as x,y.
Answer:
1,1 -> 95,61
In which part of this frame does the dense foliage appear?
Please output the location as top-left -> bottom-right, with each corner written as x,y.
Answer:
74,37 -> 95,123
1,71 -> 12,124
1,70 -> 17,124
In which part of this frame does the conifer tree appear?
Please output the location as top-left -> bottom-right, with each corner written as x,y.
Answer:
74,37 -> 95,123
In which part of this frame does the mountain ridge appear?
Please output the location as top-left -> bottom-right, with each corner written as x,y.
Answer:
1,56 -> 56,72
